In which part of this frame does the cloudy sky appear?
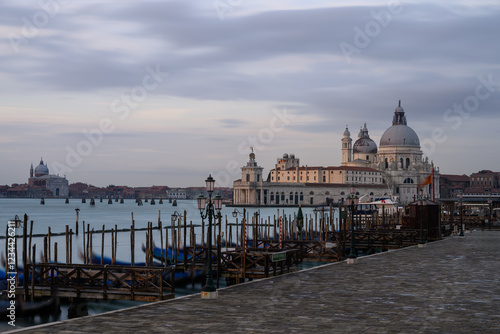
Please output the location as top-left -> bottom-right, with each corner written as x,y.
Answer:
1,0 -> 499,188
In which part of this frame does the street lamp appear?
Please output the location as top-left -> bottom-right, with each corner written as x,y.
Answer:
418,188 -> 426,247
8,215 -> 22,228
488,195 -> 493,231
296,206 -> 304,240
346,184 -> 359,264
171,211 -> 183,224
197,174 -> 222,299
458,192 -> 464,237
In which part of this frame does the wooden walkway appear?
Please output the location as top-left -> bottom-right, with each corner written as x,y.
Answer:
20,263 -> 175,302
11,231 -> 500,333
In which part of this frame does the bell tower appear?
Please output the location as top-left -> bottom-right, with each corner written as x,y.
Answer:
341,126 -> 352,165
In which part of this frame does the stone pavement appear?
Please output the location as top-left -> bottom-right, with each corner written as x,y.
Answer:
9,231 -> 500,334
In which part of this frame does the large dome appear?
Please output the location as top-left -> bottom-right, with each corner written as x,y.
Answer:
353,123 -> 377,153
34,158 -> 49,176
380,125 -> 420,147
380,101 -> 420,147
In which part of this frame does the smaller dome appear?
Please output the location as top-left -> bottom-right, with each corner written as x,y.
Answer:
343,126 -> 350,137
282,153 -> 289,159
353,138 -> 378,154
34,158 -> 49,176
353,124 -> 377,154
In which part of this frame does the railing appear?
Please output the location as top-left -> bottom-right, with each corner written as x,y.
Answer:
220,249 -> 300,281
24,263 -> 175,302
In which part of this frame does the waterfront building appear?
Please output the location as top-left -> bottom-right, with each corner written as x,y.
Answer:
233,101 -> 439,206
28,158 -> 69,197
166,188 -> 187,199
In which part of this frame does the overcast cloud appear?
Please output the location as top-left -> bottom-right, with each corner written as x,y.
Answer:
1,0 -> 499,187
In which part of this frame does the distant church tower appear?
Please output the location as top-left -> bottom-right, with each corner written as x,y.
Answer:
341,126 -> 352,165
30,163 -> 34,178
241,147 -> 263,183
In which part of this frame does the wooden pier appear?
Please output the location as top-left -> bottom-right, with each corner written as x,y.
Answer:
21,263 -> 175,302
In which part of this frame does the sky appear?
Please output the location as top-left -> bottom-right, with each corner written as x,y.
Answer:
1,0 -> 499,188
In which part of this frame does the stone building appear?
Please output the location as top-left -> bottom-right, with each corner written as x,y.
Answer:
28,158 -> 69,197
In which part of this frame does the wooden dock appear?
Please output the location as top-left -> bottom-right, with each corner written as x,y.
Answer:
20,263 -> 175,302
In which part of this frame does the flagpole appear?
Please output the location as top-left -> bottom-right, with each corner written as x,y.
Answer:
432,168 -> 435,201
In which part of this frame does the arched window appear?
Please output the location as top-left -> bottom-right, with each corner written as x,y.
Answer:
385,158 -> 389,169
325,191 -> 330,195
323,175 -> 326,182
289,192 -> 293,200
299,192 -> 304,201
406,158 -> 410,169
400,158 -> 404,169
403,178 -> 414,184
340,191 -> 345,195
309,191 -> 314,195
246,174 -> 250,182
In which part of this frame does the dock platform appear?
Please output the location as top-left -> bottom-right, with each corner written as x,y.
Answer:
11,231 -> 500,333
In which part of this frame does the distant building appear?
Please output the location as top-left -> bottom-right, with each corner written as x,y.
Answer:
469,170 -> 499,190
233,101 -> 439,206
28,158 -> 69,197
439,174 -> 470,198
166,188 -> 187,199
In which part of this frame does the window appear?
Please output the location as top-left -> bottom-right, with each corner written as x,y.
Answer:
246,174 -> 250,182
257,174 -> 260,182
406,158 -> 410,169
385,158 -> 389,168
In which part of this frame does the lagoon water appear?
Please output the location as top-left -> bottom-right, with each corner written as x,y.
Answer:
0,198 -> 333,330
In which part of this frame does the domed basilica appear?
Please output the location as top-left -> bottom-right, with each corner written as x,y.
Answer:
342,101 -> 438,204
233,101 -> 439,206
28,158 -> 69,197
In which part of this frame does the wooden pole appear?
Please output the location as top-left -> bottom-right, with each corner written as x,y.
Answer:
159,220 -> 163,266
101,225 -> 105,265
48,227 -> 51,263
65,225 -> 69,264
131,218 -> 135,266
114,224 -> 118,264
165,226 -> 169,268
54,242 -> 58,264
82,221 -> 86,264
69,228 -> 73,263
28,220 -> 33,265
31,244 -> 36,302
43,236 -> 47,263
111,228 -> 115,265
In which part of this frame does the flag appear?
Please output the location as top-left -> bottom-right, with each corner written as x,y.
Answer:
419,173 -> 433,187
419,168 -> 435,201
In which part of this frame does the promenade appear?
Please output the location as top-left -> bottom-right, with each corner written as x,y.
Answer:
11,231 -> 500,334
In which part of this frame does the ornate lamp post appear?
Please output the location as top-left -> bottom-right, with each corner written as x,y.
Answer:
296,206 -> 304,240
458,192 -> 464,237
418,188 -> 426,247
488,195 -> 493,231
197,174 -> 222,299
346,184 -> 359,264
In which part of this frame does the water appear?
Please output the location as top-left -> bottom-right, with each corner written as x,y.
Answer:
0,198 -> 335,330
